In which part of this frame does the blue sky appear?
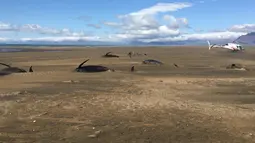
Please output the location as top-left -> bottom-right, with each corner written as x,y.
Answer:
0,0 -> 254,44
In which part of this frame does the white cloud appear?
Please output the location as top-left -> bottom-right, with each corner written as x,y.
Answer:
228,24 -> 255,33
86,23 -> 101,29
0,22 -> 17,31
124,31 -> 246,43
117,14 -> 159,30
113,26 -> 180,41
18,35 -> 122,43
0,30 -> 247,44
103,22 -> 122,27
0,22 -> 85,36
130,2 -> 192,15
100,2 -> 251,44
0,2 -> 253,45
0,37 -> 8,42
115,2 -> 192,30
20,36 -> 99,42
163,15 -> 189,29
102,2 -> 193,43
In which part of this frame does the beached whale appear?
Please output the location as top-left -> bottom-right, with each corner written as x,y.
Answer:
0,62 -> 33,75
75,59 -> 114,72
102,52 -> 119,58
142,59 -> 163,65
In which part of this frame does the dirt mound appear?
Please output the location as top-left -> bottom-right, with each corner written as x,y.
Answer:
226,64 -> 247,70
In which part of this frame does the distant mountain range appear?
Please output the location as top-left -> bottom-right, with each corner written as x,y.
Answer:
234,32 -> 255,45
0,40 -> 126,46
129,40 -> 207,46
132,32 -> 255,46
0,32 -> 254,46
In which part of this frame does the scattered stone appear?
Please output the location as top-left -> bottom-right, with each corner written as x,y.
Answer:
0,91 -> 28,97
226,63 -> 247,70
128,51 -> 147,58
39,112 -> 48,116
88,134 -> 97,138
88,130 -> 102,138
244,133 -> 253,139
62,80 -> 79,83
95,130 -> 102,135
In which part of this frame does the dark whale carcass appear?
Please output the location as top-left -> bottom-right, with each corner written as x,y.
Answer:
173,63 -> 179,68
102,52 -> 119,58
131,66 -> 135,72
142,59 -> 163,65
0,71 -> 12,76
75,59 -> 114,73
0,62 -> 33,75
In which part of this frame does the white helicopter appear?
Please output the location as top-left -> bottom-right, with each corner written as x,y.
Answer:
207,40 -> 244,52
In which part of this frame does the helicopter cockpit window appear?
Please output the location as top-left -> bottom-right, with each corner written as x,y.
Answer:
237,46 -> 242,49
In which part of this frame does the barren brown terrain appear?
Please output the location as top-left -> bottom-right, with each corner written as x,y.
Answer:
1,46 -> 255,143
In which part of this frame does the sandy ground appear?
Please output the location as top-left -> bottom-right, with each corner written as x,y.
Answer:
1,46 -> 255,143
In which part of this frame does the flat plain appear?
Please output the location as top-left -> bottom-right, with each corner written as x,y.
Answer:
1,46 -> 255,143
